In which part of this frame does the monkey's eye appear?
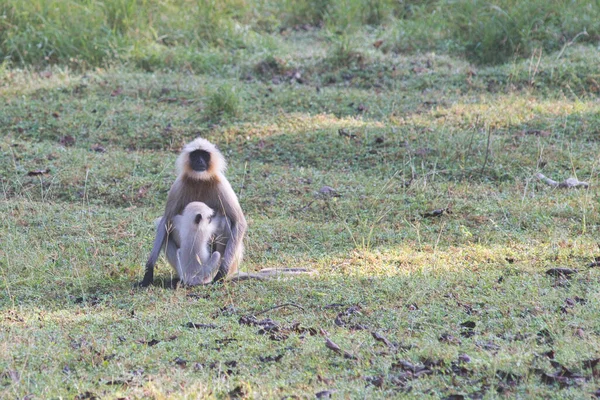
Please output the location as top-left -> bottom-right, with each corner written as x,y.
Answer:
194,214 -> 202,224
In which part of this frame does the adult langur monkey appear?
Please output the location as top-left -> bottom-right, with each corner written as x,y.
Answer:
141,137 -> 246,286
168,202 -> 222,285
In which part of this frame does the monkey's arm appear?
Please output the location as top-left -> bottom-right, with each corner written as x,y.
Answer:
212,184 -> 247,282
200,252 -> 222,284
141,215 -> 168,287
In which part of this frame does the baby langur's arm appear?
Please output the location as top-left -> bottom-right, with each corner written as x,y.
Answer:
192,251 -> 221,285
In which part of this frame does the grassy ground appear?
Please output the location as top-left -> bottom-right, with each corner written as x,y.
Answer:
2,1 -> 600,399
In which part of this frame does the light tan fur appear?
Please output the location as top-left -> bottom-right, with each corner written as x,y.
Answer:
176,137 -> 226,182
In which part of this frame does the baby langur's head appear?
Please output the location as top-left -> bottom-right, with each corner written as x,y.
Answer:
181,201 -> 215,227
177,137 -> 226,181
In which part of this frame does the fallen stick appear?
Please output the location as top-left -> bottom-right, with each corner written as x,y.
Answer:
535,173 -> 589,189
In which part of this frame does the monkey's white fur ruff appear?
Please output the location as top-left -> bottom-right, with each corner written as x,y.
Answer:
176,137 -> 226,180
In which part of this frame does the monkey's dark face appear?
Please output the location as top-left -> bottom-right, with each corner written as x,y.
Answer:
189,149 -> 211,172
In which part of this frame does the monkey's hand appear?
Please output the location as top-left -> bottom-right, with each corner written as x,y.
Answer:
202,252 -> 221,284
138,262 -> 155,287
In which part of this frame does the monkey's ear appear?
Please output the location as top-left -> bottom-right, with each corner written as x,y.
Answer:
194,214 -> 202,224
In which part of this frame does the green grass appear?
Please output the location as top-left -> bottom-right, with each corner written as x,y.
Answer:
1,0 -> 598,70
2,1 -> 600,398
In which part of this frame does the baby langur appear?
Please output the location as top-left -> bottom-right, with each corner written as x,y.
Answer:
168,202 -> 221,286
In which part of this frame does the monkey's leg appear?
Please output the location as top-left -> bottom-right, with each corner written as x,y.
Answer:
166,236 -> 182,278
209,234 -> 228,282
141,216 -> 168,287
211,222 -> 238,282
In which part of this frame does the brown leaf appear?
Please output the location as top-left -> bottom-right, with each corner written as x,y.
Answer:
52,112 -> 60,119
316,390 -> 335,399
74,392 -> 99,400
0,370 -> 20,383
373,40 -> 384,49
338,128 -> 356,138
365,375 -> 384,387
136,185 -> 150,199
111,88 -> 123,97
91,144 -> 106,153
318,186 -> 340,197
546,268 -> 577,278
258,354 -> 283,363
325,337 -> 341,353
392,360 -> 430,374
439,333 -> 461,344
103,378 -> 131,386
184,322 -> 217,329
414,147 -> 432,156
290,323 -> 317,336
543,350 -> 555,359
496,370 -> 522,386
239,315 -> 259,326
584,359 -> 600,369
59,135 -> 76,147
524,129 -> 551,137
228,385 -> 247,399
173,357 -> 187,368
476,340 -> 500,351
422,207 -> 451,218
538,367 -> 584,387
372,331 -> 394,348
27,169 -> 50,176
458,354 -> 471,363
536,328 -> 553,345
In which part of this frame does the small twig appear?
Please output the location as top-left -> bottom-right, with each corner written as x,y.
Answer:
254,303 -> 305,316
556,30 -> 588,60
535,173 -> 589,189
480,126 -> 492,175
371,331 -> 395,349
238,161 -> 248,200
294,200 -> 314,213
